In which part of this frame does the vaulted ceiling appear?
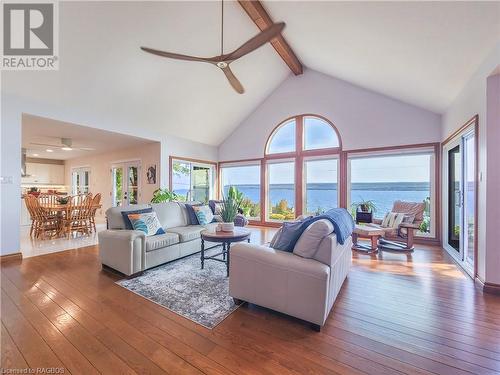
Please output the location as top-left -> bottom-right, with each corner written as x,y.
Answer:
3,1 -> 499,146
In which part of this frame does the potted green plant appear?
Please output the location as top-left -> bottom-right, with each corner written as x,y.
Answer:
151,188 -> 179,203
220,188 -> 242,231
351,199 -> 377,223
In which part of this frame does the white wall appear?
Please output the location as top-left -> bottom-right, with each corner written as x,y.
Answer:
485,74 -> 500,285
64,142 -> 161,220
441,43 -> 500,283
219,69 -> 441,161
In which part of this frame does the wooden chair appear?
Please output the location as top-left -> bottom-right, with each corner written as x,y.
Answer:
372,200 -> 425,252
27,195 -> 59,239
90,193 -> 101,232
63,194 -> 93,238
24,195 -> 38,237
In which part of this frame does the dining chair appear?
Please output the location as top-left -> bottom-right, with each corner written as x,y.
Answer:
24,195 -> 38,237
30,195 -> 59,239
63,195 -> 93,238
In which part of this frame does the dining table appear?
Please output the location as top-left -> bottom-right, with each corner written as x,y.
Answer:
40,203 -> 102,237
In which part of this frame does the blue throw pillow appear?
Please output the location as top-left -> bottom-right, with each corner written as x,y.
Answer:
271,220 -> 305,252
128,212 -> 165,236
121,208 -> 153,229
185,204 -> 202,225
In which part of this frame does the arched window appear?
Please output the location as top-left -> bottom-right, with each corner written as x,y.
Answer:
303,116 -> 340,150
264,115 -> 342,221
266,119 -> 296,154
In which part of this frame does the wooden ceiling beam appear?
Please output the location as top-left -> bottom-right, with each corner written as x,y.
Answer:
238,0 -> 303,75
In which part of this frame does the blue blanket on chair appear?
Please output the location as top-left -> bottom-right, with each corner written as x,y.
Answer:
272,208 -> 355,252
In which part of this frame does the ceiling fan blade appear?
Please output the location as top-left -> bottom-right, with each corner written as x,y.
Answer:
140,47 -> 215,63
225,22 -> 285,61
221,65 -> 244,94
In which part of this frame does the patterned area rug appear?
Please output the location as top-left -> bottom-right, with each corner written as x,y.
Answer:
116,247 -> 239,329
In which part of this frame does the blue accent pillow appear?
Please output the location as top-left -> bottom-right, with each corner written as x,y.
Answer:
272,220 -> 305,253
128,212 -> 165,236
121,208 -> 152,229
185,204 -> 202,225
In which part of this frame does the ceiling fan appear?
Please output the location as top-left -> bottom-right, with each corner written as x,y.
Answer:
140,0 -> 285,94
30,137 -> 95,151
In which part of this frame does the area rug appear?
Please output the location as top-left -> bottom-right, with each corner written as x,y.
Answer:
116,247 -> 239,329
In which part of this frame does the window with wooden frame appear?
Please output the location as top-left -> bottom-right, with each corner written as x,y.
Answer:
347,147 -> 437,238
264,115 -> 342,222
170,157 -> 217,203
220,161 -> 261,221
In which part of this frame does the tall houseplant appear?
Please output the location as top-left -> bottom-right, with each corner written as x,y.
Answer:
219,188 -> 242,231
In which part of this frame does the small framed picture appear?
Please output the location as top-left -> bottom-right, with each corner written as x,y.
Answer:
146,164 -> 156,184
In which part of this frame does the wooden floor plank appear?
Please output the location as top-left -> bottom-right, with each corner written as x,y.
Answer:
0,289 -> 67,372
1,227 -> 499,375
1,323 -> 29,370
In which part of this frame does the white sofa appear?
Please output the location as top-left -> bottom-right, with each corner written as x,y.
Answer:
229,232 -> 352,331
98,202 -> 217,276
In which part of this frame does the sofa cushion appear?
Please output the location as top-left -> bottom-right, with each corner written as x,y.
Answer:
151,202 -> 188,229
166,225 -> 204,242
293,219 -> 334,259
145,232 -> 179,252
106,204 -> 151,229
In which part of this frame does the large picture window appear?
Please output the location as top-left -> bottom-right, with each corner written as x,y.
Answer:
348,150 -> 435,236
267,161 -> 295,221
171,158 -> 216,203
304,157 -> 339,215
220,163 -> 261,220
263,115 -> 341,222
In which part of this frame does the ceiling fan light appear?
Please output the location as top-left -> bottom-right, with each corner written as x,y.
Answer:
46,149 -> 53,152
62,147 -> 72,151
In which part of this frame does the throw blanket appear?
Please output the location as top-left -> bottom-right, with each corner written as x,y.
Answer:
272,208 -> 355,252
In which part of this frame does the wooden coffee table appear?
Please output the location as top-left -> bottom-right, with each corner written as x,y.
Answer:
200,227 -> 251,276
352,224 -> 389,254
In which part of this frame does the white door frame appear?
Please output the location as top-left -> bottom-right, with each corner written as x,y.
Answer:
442,126 -> 476,277
111,161 -> 141,206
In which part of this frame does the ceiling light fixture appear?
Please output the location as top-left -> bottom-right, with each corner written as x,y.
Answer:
46,149 -> 53,152
62,147 -> 72,151
33,153 -> 39,157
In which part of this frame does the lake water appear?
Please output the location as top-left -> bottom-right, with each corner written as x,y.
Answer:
223,182 -> 430,218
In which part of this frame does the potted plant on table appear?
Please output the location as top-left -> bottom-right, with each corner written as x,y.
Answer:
351,199 -> 377,224
220,188 -> 242,232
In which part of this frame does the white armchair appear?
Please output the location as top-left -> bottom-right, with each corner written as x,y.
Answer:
229,232 -> 352,331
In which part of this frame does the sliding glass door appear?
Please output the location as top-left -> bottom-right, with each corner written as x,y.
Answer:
448,145 -> 461,251
443,129 -> 476,276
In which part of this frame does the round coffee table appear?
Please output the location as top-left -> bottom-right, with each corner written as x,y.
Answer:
200,227 -> 251,276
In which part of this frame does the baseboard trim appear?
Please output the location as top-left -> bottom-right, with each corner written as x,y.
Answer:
0,252 -> 23,263
475,277 -> 500,295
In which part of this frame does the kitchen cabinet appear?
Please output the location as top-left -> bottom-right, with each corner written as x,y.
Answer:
23,163 -> 65,184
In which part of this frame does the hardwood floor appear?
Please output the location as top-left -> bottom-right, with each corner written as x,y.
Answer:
2,226 -> 500,374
